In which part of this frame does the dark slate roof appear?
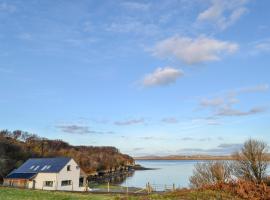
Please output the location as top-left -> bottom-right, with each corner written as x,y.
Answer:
11,157 -> 71,174
6,173 -> 37,179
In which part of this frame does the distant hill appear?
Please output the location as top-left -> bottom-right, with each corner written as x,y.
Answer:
0,130 -> 134,182
135,155 -> 235,160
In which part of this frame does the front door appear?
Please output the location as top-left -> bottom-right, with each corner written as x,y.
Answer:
79,177 -> 84,187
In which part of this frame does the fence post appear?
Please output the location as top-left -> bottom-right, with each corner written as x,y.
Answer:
107,182 -> 110,192
147,182 -> 150,194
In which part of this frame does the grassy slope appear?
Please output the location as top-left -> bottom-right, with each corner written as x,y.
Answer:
0,187 -> 242,200
0,187 -> 114,200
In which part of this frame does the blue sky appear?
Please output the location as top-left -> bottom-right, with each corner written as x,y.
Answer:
1,0 -> 270,156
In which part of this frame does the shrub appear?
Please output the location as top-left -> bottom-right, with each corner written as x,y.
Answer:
189,161 -> 232,188
203,180 -> 270,200
233,139 -> 269,184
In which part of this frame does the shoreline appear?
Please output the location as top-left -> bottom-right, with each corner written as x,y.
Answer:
134,156 -> 235,161
132,164 -> 158,170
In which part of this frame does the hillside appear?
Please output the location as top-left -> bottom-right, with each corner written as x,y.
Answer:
0,130 -> 134,182
135,155 -> 235,160
135,153 -> 270,161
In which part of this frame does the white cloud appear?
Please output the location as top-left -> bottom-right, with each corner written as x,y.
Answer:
200,97 -> 225,107
191,117 -> 221,126
56,124 -> 113,135
114,118 -> 144,126
250,39 -> 270,55
206,119 -> 220,125
142,66 -> 183,87
197,0 -> 249,30
179,137 -> 214,141
152,36 -> 238,65
56,125 -> 93,134
237,84 -> 269,93
161,117 -> 179,124
199,84 -> 269,118
254,40 -> 270,52
216,106 -> 267,117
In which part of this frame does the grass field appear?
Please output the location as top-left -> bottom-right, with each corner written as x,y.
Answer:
0,186 -> 242,200
0,187 -> 115,200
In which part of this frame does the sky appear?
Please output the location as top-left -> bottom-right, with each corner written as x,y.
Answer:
1,0 -> 270,156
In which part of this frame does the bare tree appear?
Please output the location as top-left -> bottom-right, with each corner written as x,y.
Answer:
233,139 -> 269,183
189,161 -> 232,188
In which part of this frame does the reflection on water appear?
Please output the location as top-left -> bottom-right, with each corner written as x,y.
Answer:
89,170 -> 135,185
123,160 -> 270,189
120,160 -> 206,188
88,160 -> 204,188
90,160 -> 270,189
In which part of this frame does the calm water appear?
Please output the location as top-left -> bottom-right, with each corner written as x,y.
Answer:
117,160 -> 270,189
121,160 -> 205,189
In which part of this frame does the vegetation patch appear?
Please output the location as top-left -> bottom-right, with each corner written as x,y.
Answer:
0,129 -> 134,183
0,187 -> 113,200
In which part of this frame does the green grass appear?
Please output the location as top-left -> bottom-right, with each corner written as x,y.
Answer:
0,187 -> 115,200
90,183 -> 126,190
0,186 -> 242,200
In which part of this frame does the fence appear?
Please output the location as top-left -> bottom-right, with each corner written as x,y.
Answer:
146,183 -> 176,192
90,182 -> 178,194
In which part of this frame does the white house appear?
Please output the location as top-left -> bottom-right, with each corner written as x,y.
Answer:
3,157 -> 88,191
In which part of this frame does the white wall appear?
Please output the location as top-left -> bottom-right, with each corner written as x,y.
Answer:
31,159 -> 84,191
33,173 -> 57,190
56,159 -> 82,191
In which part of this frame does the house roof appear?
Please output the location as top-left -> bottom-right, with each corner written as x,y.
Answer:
5,173 -> 37,179
9,157 -> 72,175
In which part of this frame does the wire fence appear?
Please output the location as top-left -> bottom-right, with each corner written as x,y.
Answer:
149,183 -> 176,192
90,182 -> 178,194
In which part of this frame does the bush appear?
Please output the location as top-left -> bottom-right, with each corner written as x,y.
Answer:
203,180 -> 270,200
233,139 -> 269,184
189,161 -> 232,188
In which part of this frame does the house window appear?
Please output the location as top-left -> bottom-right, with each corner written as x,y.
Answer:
67,165 -> 71,171
44,181 -> 53,187
79,177 -> 84,187
61,180 -> 72,186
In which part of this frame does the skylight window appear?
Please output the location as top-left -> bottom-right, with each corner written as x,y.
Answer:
34,166 -> 40,171
46,165 -> 51,170
30,165 -> 35,170
41,165 -> 47,171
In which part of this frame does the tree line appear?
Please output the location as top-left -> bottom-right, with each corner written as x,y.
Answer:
0,129 -> 134,183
